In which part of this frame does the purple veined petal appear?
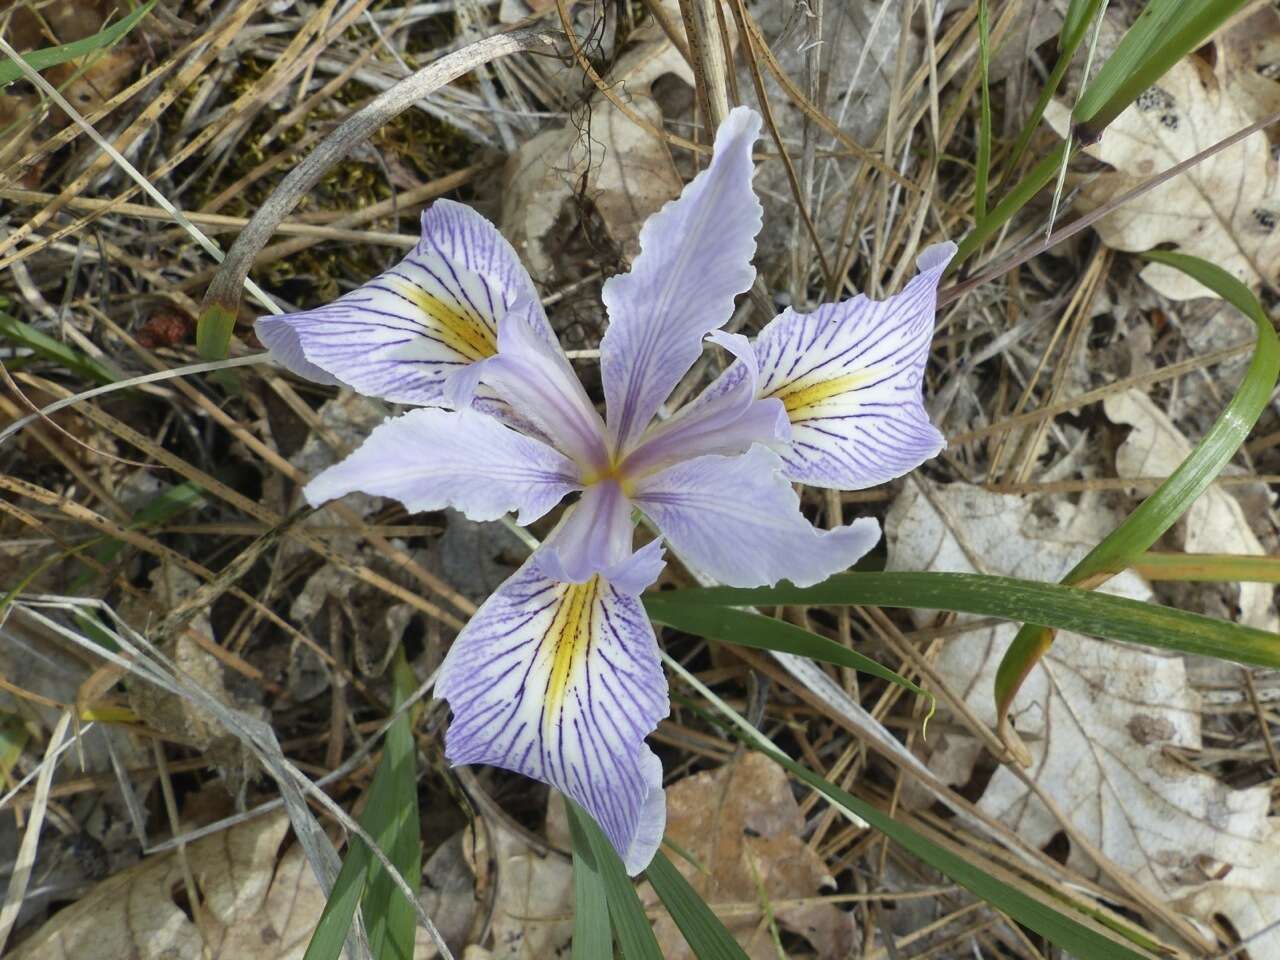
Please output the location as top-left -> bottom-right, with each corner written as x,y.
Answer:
303,407 -> 580,525
479,303 -> 611,474
619,331 -> 789,479
748,241 -> 955,490
256,200 -> 550,406
599,106 -> 763,454
436,555 -> 670,875
632,445 -> 881,588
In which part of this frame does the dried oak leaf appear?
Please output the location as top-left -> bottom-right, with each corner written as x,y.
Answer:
645,753 -> 855,960
886,481 -> 1277,948
1046,40 -> 1280,299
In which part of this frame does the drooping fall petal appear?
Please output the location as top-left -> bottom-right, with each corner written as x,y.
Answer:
745,242 -> 954,489
632,445 -> 881,587
257,200 -> 548,405
436,555 -> 669,874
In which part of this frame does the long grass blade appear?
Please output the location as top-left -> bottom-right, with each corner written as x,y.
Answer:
568,805 -> 613,960
653,571 -> 1280,669
645,851 -> 748,960
0,310 -> 117,384
1073,0 -> 1251,139
992,252 -> 1280,726
0,1 -> 155,87
974,0 -> 992,224
303,652 -> 421,960
364,653 -> 422,960
565,799 -> 662,960
644,597 -> 934,709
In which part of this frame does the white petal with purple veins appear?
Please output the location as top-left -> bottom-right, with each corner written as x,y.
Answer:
257,200 -> 547,405
599,106 -> 763,453
436,556 -> 669,874
746,241 -> 955,490
632,446 -> 880,587
303,407 -> 579,524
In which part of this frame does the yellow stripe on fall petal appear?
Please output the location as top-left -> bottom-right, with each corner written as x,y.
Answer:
770,368 -> 878,419
542,576 -> 600,732
392,278 -> 497,360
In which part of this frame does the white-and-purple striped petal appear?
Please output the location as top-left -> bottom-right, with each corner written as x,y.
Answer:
632,445 -> 881,587
257,200 -> 548,406
436,556 -> 669,875
303,407 -> 580,524
599,107 -> 763,454
747,242 -> 955,490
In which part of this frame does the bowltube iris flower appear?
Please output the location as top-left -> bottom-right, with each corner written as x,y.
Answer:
258,107 -> 954,874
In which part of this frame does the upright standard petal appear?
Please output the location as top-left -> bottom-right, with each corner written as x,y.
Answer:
599,107 -> 763,453
303,407 -> 579,524
632,446 -> 880,588
256,200 -> 548,405
436,556 -> 669,874
479,305 -> 611,475
620,331 -> 789,479
748,242 -> 955,489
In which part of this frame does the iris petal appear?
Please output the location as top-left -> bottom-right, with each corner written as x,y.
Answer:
478,305 -> 611,474
303,407 -> 580,525
257,200 -> 548,405
746,241 -> 954,489
632,445 -> 880,587
437,555 -> 669,874
620,331 -> 789,479
599,106 -> 763,453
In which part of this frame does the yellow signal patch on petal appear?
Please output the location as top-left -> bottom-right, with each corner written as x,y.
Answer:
392,277 -> 498,361
770,368 -> 879,419
541,575 -> 600,733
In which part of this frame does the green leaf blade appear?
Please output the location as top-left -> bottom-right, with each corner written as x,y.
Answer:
566,798 -> 663,960
645,851 -> 748,960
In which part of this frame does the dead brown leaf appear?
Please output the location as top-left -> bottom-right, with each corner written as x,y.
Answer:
646,753 -> 855,960
500,0 -> 689,280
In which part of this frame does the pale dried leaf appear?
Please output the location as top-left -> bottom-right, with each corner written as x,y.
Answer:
500,2 -> 688,278
886,482 -> 1272,907
10,812 -> 444,959
1047,42 -> 1280,299
463,818 -> 573,959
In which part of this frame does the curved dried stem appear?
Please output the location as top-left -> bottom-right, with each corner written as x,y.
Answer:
199,25 -> 563,347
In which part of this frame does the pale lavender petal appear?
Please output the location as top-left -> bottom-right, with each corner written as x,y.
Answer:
748,241 -> 955,489
620,331 -> 788,479
436,556 -> 669,874
599,107 -> 763,453
479,305 -> 610,474
538,480 -> 633,583
256,200 -> 548,405
632,446 -> 880,587
303,407 -> 579,524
